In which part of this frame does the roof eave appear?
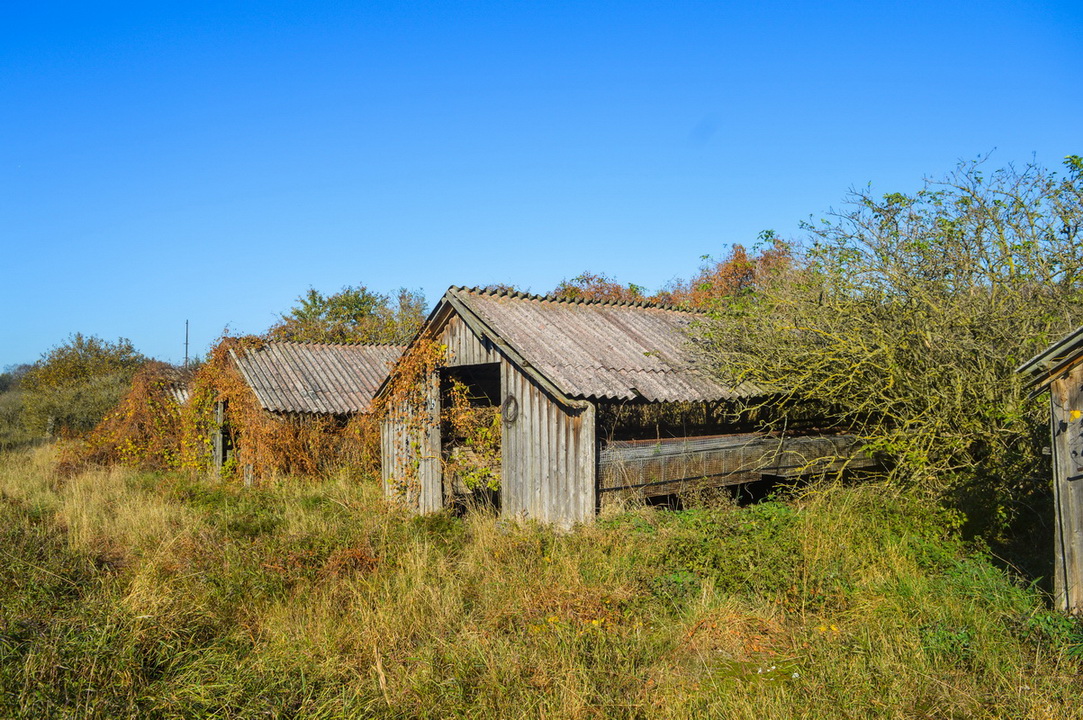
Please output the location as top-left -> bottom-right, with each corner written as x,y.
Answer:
445,289 -> 590,411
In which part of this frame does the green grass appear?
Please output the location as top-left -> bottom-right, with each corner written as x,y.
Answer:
0,446 -> 1081,718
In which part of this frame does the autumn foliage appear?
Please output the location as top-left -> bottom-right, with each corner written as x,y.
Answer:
179,336 -> 379,481
21,334 -> 146,436
660,235 -> 793,309
57,361 -> 190,474
552,238 -> 793,309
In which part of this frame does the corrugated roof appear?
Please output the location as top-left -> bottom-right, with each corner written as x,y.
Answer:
446,287 -> 757,403
162,366 -> 194,406
1017,325 -> 1083,396
231,342 -> 403,415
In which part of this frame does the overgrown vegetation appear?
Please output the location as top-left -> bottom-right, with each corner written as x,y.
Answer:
0,365 -> 33,451
58,361 -> 191,474
442,378 -> 501,492
1,447 -> 1081,718
694,156 -> 1083,540
4,155 -> 1083,715
551,239 -> 791,310
19,334 -> 146,437
180,336 -> 379,481
375,339 -> 446,503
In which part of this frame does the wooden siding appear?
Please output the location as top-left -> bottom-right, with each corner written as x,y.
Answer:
443,314 -> 498,367
599,433 -> 871,499
380,374 -> 443,513
501,361 -> 596,529
1051,365 -> 1083,612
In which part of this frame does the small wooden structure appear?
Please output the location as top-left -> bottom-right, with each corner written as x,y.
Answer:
1018,326 -> 1083,613
379,287 -> 870,528
209,341 -> 402,480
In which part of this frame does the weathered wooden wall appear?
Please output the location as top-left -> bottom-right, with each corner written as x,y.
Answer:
1051,364 -> 1083,613
444,315 -> 499,367
381,315 -> 500,513
598,433 -> 871,500
500,361 -> 596,529
380,376 -> 443,514
382,321 -> 597,527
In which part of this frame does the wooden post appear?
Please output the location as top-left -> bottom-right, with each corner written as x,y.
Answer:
1051,364 -> 1083,613
212,401 -> 226,473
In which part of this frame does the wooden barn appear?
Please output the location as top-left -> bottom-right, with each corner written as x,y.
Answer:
1018,325 -> 1083,613
378,287 -> 869,528
201,340 -> 402,481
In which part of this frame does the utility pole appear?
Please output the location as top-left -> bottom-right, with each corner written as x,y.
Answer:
184,320 -> 190,368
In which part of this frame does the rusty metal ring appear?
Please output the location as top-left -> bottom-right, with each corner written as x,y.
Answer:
501,394 -> 519,424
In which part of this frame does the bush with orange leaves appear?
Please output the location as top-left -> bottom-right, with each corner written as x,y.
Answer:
57,361 -> 191,475
661,233 -> 793,310
551,272 -> 649,303
552,238 -> 793,309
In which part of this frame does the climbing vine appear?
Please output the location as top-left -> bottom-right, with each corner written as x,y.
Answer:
180,336 -> 380,481
372,338 -> 445,503
441,378 -> 501,492
57,361 -> 190,475
375,339 -> 506,503
64,335 -> 383,482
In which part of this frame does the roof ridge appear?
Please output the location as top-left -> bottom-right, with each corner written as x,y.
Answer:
262,340 -> 406,349
449,285 -> 703,313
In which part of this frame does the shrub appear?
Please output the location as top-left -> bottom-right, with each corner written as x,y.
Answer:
695,156 -> 1083,533
20,334 -> 146,437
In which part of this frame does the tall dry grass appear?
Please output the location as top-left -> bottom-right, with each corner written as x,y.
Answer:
1,447 -> 1082,718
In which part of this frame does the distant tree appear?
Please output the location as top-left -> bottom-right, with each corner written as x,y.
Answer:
551,272 -> 648,302
266,285 -> 426,345
658,234 -> 794,309
21,334 -> 147,436
0,364 -> 31,393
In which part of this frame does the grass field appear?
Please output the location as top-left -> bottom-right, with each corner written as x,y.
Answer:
1,446 -> 1081,718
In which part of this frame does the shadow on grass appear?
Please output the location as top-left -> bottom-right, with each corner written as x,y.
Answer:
951,480 -> 1056,599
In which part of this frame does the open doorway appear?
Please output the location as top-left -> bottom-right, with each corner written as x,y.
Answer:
440,363 -> 502,512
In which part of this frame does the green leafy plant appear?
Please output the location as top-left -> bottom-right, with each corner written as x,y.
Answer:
695,156 -> 1083,535
266,284 -> 425,344
20,334 -> 146,437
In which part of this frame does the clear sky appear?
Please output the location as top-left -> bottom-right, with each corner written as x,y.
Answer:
2,0 -> 1080,368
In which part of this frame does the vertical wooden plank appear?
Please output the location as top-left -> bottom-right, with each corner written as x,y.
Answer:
500,361 -> 517,516
524,372 -> 538,518
420,370 -> 443,513
574,404 -> 596,525
503,363 -> 516,516
557,400 -> 569,526
545,393 -> 558,524
1052,364 -> 1083,613
538,381 -> 551,523
384,413 -> 399,500
498,359 -> 509,515
501,361 -> 526,518
515,365 -> 529,517
1053,390 -> 1068,611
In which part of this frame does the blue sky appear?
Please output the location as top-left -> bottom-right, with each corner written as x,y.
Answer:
2,0 -> 1080,368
